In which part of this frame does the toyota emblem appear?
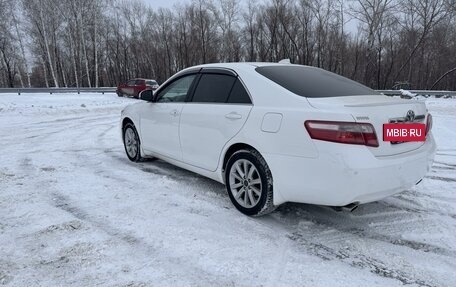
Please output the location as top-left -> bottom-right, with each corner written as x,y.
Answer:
406,110 -> 415,122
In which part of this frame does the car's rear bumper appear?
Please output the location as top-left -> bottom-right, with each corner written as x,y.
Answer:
263,134 -> 436,206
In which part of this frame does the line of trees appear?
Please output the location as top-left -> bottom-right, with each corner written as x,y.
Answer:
1,0 -> 455,90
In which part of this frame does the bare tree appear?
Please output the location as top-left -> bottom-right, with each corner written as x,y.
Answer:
349,0 -> 396,88
394,0 -> 449,83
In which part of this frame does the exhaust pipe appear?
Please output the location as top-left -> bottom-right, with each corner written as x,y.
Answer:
341,203 -> 359,212
331,202 -> 359,212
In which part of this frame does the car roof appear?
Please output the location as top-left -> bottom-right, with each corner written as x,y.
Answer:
193,62 -> 283,68
180,62 -> 316,72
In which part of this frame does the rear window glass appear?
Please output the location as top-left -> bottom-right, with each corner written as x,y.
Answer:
192,74 -> 236,103
227,79 -> 251,104
255,66 -> 380,98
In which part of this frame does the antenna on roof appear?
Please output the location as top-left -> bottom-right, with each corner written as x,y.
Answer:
278,59 -> 291,64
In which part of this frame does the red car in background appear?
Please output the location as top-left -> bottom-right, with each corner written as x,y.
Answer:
117,78 -> 159,98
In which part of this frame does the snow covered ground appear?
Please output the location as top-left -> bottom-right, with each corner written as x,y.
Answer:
1,93 -> 455,287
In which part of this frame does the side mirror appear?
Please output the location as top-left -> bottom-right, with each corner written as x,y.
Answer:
139,90 -> 155,102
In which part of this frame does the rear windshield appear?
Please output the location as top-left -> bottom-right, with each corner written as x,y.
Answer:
255,66 -> 380,98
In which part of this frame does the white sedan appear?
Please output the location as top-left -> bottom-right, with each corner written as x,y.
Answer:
120,63 -> 436,216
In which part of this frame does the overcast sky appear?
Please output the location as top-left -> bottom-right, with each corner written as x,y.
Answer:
143,0 -> 185,8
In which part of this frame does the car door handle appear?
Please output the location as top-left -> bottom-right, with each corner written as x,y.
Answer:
170,109 -> 179,117
225,112 -> 242,120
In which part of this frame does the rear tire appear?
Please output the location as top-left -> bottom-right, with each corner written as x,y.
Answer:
225,149 -> 276,216
123,123 -> 142,162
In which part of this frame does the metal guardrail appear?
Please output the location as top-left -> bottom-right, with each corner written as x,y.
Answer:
0,87 -> 117,95
0,87 -> 455,97
377,90 -> 456,97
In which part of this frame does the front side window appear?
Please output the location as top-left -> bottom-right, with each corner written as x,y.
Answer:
156,74 -> 196,103
192,74 -> 236,103
256,66 -> 380,98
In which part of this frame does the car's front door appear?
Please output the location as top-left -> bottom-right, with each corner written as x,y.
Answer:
140,74 -> 197,160
179,70 -> 253,171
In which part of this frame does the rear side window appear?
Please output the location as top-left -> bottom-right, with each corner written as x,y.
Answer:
192,74 -> 236,103
256,66 -> 380,98
227,79 -> 251,104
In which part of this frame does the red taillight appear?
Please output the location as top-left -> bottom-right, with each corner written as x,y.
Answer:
305,120 -> 379,147
425,113 -> 432,136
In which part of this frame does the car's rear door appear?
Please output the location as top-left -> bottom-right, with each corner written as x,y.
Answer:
140,74 -> 198,160
179,69 -> 253,171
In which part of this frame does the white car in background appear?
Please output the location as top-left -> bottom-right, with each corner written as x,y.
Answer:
120,63 -> 436,216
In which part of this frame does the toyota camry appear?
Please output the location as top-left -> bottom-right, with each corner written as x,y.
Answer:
120,63 -> 436,216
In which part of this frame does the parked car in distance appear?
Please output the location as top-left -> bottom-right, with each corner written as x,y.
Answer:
120,63 -> 436,216
117,78 -> 159,98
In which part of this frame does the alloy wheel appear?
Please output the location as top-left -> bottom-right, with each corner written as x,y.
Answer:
124,127 -> 138,158
228,159 -> 262,208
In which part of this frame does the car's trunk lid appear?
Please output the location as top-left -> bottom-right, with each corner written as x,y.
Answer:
307,95 -> 427,157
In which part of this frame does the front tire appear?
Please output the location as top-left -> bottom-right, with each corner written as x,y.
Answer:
225,149 -> 275,216
117,91 -> 123,97
123,123 -> 142,162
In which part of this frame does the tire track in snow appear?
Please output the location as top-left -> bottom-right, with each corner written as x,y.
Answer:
35,110 -> 238,286
426,175 -> 456,182
48,186 -> 238,286
287,231 -> 435,287
260,202 -> 456,287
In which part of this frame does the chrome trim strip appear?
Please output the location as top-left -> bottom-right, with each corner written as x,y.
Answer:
389,114 -> 425,123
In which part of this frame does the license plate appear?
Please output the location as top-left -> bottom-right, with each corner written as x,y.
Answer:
383,123 -> 426,142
